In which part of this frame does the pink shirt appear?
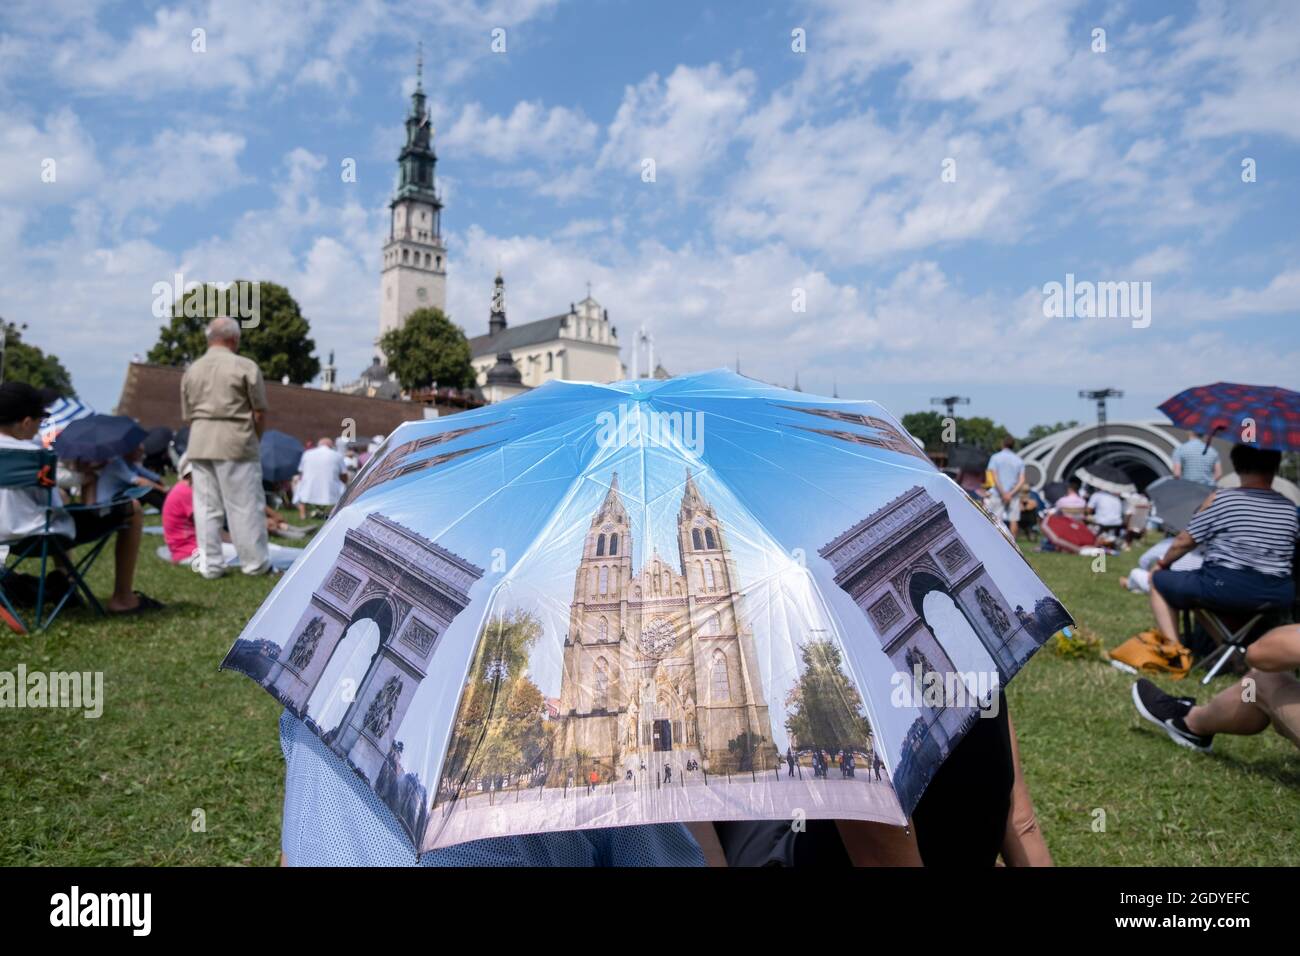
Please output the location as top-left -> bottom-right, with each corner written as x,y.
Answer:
162,480 -> 197,562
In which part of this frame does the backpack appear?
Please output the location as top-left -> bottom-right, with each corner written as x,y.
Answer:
1107,629 -> 1193,679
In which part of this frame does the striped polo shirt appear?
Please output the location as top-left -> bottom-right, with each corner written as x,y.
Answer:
1187,487 -> 1298,577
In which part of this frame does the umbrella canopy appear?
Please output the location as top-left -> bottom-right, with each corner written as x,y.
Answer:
1075,463 -> 1136,497
53,414 -> 147,462
1158,382 -> 1300,451
1145,476 -> 1216,534
172,425 -> 190,458
221,370 -> 1072,854
39,396 -> 94,445
1040,511 -> 1098,554
260,429 -> 305,484
142,426 -> 173,457
1041,480 -> 1068,505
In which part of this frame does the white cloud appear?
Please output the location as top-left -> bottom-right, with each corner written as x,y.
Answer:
0,108 -> 103,203
599,63 -> 756,190
443,101 -> 598,161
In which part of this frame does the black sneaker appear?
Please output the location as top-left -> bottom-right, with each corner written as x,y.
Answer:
1131,679 -> 1213,753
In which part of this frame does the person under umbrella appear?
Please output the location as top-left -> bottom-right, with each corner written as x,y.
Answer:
1144,444 -> 1296,648
0,383 -> 162,617
221,370 -> 1068,866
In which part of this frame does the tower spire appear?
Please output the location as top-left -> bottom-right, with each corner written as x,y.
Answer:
416,41 -> 424,91
489,272 -> 507,336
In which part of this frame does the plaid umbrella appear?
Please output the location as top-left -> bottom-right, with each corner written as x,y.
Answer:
1158,382 -> 1300,451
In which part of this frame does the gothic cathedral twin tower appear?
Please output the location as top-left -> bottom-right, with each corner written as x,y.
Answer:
550,473 -> 777,780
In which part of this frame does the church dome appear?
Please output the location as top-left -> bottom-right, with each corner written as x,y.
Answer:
485,352 -> 522,386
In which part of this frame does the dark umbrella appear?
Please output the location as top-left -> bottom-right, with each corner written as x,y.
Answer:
142,426 -> 173,457
260,430 -> 305,483
1075,463 -> 1136,496
1146,476 -> 1216,534
172,425 -> 190,457
54,414 -> 147,461
1159,382 -> 1300,451
1041,480 -> 1068,504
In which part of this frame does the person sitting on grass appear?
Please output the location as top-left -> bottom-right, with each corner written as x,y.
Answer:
1120,534 -> 1204,594
161,458 -> 301,573
1132,623 -> 1300,752
0,382 -> 162,616
1084,483 -> 1124,545
87,444 -> 168,510
1147,444 -> 1297,645
1055,477 -> 1087,512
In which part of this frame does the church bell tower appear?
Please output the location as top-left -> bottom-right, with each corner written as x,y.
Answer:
379,45 -> 447,350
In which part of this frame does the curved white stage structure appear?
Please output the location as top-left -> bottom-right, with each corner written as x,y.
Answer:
1017,420 -> 1299,503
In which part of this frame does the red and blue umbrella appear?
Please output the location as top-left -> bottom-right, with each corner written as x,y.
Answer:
1158,382 -> 1300,451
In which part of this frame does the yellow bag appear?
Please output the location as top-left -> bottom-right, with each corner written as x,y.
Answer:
1107,629 -> 1193,680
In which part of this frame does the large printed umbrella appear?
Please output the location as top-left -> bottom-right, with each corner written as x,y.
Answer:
53,414 -> 147,462
1158,382 -> 1300,451
221,370 -> 1072,854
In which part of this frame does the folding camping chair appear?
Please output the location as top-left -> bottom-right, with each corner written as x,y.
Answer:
1192,606 -> 1289,685
0,447 -> 129,632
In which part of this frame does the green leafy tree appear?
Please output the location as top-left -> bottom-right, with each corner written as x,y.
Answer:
958,416 -> 1014,451
440,608 -> 547,796
900,411 -> 948,450
147,281 -> 320,384
1024,421 -> 1079,444
1,321 -> 75,396
378,307 -> 475,391
785,639 -> 872,753
900,410 -> 1013,452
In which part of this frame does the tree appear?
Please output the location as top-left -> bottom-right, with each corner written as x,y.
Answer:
378,307 -> 475,391
1,321 -> 75,396
784,639 -> 872,753
146,281 -> 321,384
900,411 -> 947,450
726,730 -> 769,772
900,410 -> 1013,452
440,608 -> 547,797
1023,420 -> 1079,444
958,416 -> 1014,451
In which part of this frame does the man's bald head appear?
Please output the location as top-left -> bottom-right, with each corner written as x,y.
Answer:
206,316 -> 242,348
318,437 -> 334,448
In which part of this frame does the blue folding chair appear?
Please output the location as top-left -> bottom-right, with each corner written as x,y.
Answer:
0,447 -> 130,632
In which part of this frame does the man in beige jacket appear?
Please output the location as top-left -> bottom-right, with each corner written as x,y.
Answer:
180,317 -> 271,577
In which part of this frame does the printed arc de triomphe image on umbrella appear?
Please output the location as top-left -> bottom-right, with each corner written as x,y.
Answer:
221,370 -> 1072,854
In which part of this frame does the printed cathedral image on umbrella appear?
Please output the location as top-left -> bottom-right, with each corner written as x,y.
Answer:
221,369 -> 1073,854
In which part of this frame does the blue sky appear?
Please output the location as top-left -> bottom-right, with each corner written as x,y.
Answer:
2,0 -> 1297,431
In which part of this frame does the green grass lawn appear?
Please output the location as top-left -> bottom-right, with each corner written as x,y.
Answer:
1,521 -> 1296,866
